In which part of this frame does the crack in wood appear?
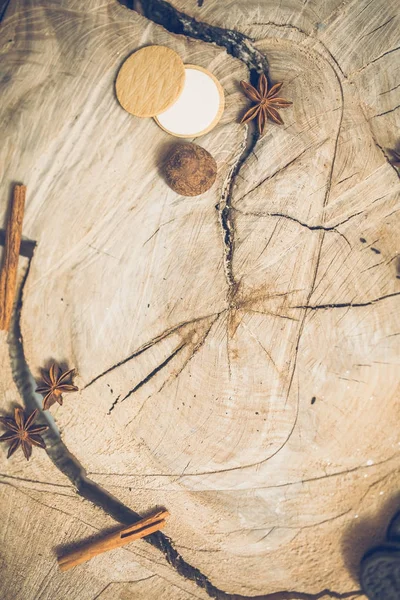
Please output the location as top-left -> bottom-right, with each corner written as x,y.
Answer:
358,15 -> 395,41
372,102 -> 400,118
232,207 -> 356,248
234,141 -> 327,204
135,0 -> 270,75
107,394 -> 120,415
379,82 -> 400,95
113,341 -> 186,410
123,313 -> 221,427
84,312 -> 220,389
354,44 -> 400,75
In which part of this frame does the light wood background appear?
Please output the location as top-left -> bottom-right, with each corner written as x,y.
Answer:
0,1 -> 399,599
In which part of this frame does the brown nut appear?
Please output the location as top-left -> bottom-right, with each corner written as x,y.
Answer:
163,142 -> 217,196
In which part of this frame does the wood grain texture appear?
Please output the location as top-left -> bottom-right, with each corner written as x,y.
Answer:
0,0 -> 398,599
116,45 -> 185,117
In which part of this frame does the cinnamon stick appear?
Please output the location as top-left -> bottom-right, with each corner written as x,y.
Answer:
58,509 -> 169,572
0,184 -> 26,330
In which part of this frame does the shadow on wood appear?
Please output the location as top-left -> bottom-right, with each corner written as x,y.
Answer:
341,491 -> 400,582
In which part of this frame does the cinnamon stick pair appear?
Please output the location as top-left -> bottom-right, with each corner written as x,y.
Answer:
58,509 -> 169,572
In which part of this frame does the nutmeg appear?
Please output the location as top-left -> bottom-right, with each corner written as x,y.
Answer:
163,143 -> 217,196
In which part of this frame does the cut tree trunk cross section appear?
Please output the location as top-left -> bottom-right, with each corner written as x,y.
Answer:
0,1 -> 399,599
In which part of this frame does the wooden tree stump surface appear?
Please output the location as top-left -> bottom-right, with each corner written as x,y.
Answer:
0,1 -> 399,599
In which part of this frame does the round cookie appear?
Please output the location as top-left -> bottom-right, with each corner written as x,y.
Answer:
163,143 -> 217,196
116,46 -> 185,118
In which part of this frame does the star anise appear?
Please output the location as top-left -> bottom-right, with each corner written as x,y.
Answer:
240,73 -> 292,135
36,362 -> 78,410
0,407 -> 48,460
